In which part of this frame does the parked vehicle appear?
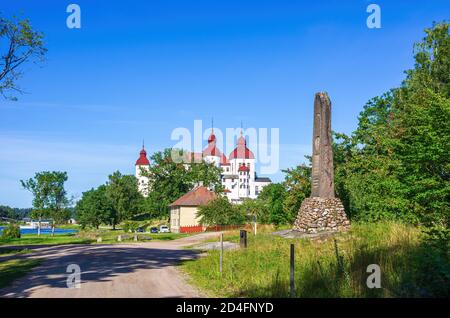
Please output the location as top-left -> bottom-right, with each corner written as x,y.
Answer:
136,227 -> 145,233
159,225 -> 170,233
150,227 -> 158,233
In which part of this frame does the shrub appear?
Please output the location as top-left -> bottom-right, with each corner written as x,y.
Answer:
198,197 -> 246,226
1,223 -> 21,239
122,221 -> 139,233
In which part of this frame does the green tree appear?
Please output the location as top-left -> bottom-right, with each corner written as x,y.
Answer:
282,163 -> 311,222
1,222 -> 21,239
334,21 -> 450,225
198,197 -> 246,226
106,171 -> 143,229
239,198 -> 268,224
0,205 -> 15,220
257,183 -> 289,226
75,185 -> 113,229
0,15 -> 47,100
21,171 -> 70,235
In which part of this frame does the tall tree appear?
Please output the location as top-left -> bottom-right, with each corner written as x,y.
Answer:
0,205 -> 15,220
198,197 -> 246,226
75,185 -> 113,229
257,183 -> 289,226
334,22 -> 450,225
106,171 -> 142,229
282,162 -> 311,222
0,15 -> 47,100
21,171 -> 70,235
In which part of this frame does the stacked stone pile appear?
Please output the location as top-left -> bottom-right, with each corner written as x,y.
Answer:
293,197 -> 350,233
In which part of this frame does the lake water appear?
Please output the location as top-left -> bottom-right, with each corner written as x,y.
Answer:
0,226 -> 78,235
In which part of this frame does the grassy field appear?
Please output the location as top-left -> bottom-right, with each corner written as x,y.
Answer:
77,229 -> 189,243
0,234 -> 94,246
182,222 -> 448,298
0,248 -> 32,256
0,230 -> 189,246
0,258 -> 41,289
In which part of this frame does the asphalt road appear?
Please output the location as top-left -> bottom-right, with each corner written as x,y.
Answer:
0,232 -> 219,298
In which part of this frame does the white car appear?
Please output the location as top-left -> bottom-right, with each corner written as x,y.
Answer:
159,225 -> 170,233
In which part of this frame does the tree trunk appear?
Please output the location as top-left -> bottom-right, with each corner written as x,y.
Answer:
38,218 -> 41,236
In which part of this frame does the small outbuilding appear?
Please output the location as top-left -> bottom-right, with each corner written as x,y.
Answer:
169,186 -> 217,233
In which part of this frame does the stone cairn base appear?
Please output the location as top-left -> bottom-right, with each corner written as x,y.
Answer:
293,197 -> 350,234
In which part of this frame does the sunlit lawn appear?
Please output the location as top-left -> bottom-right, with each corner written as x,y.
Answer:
0,230 -> 189,246
181,222 -> 445,297
0,258 -> 41,289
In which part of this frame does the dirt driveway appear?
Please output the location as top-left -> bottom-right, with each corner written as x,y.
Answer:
0,232 -> 220,298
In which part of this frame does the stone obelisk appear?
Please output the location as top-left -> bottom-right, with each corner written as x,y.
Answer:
293,92 -> 349,233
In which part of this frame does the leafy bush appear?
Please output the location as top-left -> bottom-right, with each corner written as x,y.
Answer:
198,197 -> 246,226
412,225 -> 450,297
1,223 -> 21,239
122,221 -> 140,233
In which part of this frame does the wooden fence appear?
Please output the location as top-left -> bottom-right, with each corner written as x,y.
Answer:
179,224 -> 244,233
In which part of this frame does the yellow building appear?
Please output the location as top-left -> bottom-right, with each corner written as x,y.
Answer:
169,186 -> 217,233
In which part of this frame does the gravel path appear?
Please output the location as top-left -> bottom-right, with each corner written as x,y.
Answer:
0,232 -> 220,298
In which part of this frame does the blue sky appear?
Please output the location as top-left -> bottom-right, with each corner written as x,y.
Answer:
1,0 -> 449,207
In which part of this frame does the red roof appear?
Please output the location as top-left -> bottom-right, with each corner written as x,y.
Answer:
207,132 -> 216,143
238,165 -> 250,172
220,154 -> 229,165
229,136 -> 255,159
170,186 -> 217,207
223,189 -> 231,193
135,148 -> 150,166
203,132 -> 225,158
203,144 -> 222,157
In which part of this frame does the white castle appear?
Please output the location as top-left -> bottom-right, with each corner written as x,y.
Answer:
135,130 -> 272,203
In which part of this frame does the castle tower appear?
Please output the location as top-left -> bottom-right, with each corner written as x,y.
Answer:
135,144 -> 150,197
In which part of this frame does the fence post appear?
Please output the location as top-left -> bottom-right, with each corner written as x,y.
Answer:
240,230 -> 247,248
220,233 -> 224,275
290,244 -> 295,298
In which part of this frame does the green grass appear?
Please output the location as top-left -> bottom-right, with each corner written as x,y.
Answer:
57,224 -> 81,230
0,248 -> 32,256
76,229 -> 189,244
181,221 -> 447,298
0,233 -> 94,246
0,258 -> 41,289
0,229 -> 189,247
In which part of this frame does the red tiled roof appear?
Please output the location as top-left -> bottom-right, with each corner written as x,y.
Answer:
238,165 -> 249,172
169,186 -> 217,207
135,148 -> 150,166
207,133 -> 216,143
220,154 -> 229,165
203,144 -> 222,157
203,132 -> 224,158
229,136 -> 255,159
